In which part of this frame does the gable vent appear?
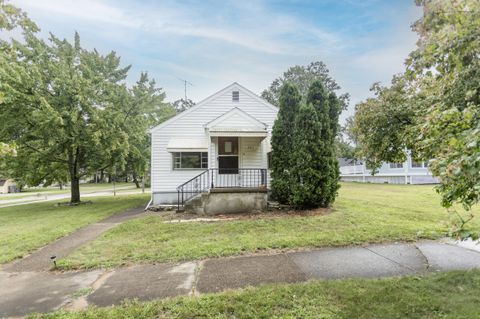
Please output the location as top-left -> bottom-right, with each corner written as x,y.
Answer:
232,91 -> 239,102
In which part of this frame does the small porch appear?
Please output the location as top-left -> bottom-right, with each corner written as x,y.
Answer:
177,108 -> 271,213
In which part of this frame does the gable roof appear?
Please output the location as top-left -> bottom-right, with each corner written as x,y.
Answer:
205,107 -> 267,130
150,82 -> 277,134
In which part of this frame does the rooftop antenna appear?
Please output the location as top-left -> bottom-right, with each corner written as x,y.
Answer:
177,77 -> 193,100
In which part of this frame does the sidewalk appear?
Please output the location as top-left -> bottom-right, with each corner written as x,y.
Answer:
1,240 -> 480,318
0,187 -> 146,209
3,208 -> 147,273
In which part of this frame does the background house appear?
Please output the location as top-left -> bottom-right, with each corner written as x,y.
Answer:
0,179 -> 18,194
339,153 -> 439,184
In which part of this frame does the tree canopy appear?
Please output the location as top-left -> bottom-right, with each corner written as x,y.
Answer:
261,61 -> 349,111
351,0 -> 480,236
0,2 -> 175,202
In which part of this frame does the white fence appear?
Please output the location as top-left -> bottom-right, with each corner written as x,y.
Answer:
339,165 -> 365,175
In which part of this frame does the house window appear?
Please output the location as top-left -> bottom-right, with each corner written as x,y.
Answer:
173,152 -> 208,170
232,91 -> 239,102
411,160 -> 424,168
218,137 -> 238,155
389,162 -> 404,169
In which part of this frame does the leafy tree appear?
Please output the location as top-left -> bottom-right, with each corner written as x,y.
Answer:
122,73 -> 175,188
0,0 -> 36,162
335,136 -> 356,159
261,61 -> 349,111
351,76 -> 415,169
0,142 -> 15,157
336,119 -> 358,159
351,0 -> 480,237
270,83 -> 301,203
173,98 -> 195,113
0,31 -> 132,203
0,0 -> 37,33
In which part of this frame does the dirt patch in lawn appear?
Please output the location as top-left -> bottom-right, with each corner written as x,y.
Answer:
158,207 -> 333,222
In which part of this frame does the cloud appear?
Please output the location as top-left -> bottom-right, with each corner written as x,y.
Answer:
9,0 -> 422,125
14,0 -> 139,27
13,0 -> 342,56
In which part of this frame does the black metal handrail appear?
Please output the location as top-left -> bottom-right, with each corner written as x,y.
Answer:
176,168 -> 267,211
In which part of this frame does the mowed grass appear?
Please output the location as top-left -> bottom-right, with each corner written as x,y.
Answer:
58,183 -> 480,269
0,194 -> 149,264
32,270 -> 480,319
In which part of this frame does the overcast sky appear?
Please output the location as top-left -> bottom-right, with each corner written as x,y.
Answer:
9,0 -> 422,123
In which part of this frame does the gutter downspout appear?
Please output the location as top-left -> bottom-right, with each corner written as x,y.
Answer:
144,196 -> 153,211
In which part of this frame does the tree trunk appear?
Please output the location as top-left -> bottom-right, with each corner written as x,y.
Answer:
108,174 -> 112,183
70,177 -> 80,203
69,155 -> 81,204
132,173 -> 140,188
100,169 -> 105,183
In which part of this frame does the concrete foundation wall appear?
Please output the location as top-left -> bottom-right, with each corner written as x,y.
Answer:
152,192 -> 178,204
185,191 -> 267,215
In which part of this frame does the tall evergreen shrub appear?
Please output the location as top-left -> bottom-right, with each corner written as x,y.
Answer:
290,103 -> 324,207
270,83 -> 301,203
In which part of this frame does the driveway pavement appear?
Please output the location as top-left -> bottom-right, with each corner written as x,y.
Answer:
1,240 -> 480,318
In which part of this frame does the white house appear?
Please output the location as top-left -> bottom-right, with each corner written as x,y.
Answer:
149,83 -> 278,212
0,179 -> 17,194
339,154 -> 439,184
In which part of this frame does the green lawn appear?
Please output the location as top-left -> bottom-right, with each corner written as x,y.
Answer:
58,183 -> 480,269
32,270 -> 480,319
0,194 -> 149,264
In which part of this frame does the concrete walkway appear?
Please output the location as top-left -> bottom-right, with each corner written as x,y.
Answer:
3,208 -> 147,273
0,188 -> 146,209
1,240 -> 480,318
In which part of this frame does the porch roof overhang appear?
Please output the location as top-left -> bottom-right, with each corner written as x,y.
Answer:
205,107 -> 268,138
208,128 -> 268,137
166,138 -> 208,152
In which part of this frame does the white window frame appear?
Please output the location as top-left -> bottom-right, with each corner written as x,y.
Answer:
172,152 -> 208,170
411,160 -> 425,168
232,91 -> 239,102
389,162 -> 404,169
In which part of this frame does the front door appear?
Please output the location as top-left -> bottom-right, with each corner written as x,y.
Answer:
217,137 -> 240,187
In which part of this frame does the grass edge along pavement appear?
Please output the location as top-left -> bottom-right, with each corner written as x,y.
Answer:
30,269 -> 480,319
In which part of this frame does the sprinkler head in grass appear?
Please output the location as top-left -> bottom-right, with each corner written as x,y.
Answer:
50,255 -> 57,268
